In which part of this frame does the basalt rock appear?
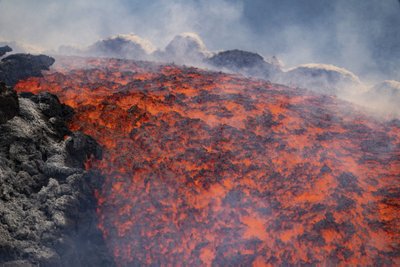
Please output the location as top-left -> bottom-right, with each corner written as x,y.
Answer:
207,49 -> 281,80
0,46 -> 12,57
0,92 -> 114,266
0,82 -> 19,124
0,54 -> 55,87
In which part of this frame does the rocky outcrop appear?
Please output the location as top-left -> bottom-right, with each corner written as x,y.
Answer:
206,49 -> 281,80
0,54 -> 55,87
0,46 -> 12,57
0,89 -> 114,266
0,82 -> 19,124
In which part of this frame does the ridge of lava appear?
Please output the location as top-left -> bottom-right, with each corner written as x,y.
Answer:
15,56 -> 400,266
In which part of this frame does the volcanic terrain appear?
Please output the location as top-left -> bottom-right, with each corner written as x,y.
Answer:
14,56 -> 400,266
0,52 -> 113,266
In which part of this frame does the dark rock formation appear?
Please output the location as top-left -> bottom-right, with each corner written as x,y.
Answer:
0,89 -> 114,266
0,54 -> 55,87
20,92 -> 75,138
0,46 -> 12,57
206,49 -> 281,80
0,82 -> 19,124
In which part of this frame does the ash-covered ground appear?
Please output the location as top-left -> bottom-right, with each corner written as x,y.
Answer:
0,48 -> 114,266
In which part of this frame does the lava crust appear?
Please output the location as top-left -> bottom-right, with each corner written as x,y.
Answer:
16,56 -> 400,266
0,87 -> 113,266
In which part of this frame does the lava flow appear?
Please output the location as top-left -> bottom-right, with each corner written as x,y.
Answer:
15,56 -> 399,266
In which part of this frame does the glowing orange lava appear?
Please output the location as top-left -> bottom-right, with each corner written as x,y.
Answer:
16,56 -> 400,266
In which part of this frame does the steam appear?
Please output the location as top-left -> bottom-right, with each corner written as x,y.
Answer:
0,0 -> 244,54
352,80 -> 400,117
0,0 -> 398,79
276,63 -> 364,96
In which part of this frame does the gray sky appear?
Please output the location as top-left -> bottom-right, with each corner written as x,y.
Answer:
0,0 -> 399,80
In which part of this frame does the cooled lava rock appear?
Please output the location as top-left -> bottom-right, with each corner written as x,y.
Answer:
0,54 -> 55,87
66,132 -> 103,169
0,82 -> 19,124
0,46 -> 12,57
207,49 -> 281,80
0,88 -> 114,266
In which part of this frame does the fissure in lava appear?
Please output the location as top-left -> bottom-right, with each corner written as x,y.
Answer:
16,57 -> 399,266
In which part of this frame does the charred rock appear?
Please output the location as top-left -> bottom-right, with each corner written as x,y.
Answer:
0,46 -> 12,57
0,82 -> 19,124
0,93 -> 113,266
65,132 -> 103,168
0,53 -> 55,87
207,49 -> 281,80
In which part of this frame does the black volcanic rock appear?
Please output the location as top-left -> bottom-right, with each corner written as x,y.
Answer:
0,92 -> 114,266
208,49 -> 264,68
207,49 -> 281,80
66,132 -> 103,168
0,46 -> 12,57
23,92 -> 75,121
0,54 -> 55,87
0,82 -> 19,124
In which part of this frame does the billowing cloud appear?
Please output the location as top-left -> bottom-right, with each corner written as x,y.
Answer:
0,0 -> 399,81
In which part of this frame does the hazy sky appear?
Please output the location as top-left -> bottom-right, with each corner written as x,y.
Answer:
0,0 -> 399,80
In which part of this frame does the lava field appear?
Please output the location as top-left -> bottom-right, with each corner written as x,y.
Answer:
15,56 -> 400,266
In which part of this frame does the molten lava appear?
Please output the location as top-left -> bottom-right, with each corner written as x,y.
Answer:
16,56 -> 399,266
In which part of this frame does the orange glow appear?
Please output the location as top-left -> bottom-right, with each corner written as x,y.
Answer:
15,56 -> 400,266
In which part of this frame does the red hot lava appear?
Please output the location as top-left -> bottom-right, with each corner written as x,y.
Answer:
16,57 -> 400,266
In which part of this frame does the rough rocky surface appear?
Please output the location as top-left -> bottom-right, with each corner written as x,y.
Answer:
0,88 -> 114,266
0,46 -> 12,57
0,54 -> 55,87
207,49 -> 281,80
0,82 -> 19,124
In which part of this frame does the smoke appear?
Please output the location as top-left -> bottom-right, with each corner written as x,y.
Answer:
0,0 -> 245,53
0,0 -> 398,81
238,0 -> 400,83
